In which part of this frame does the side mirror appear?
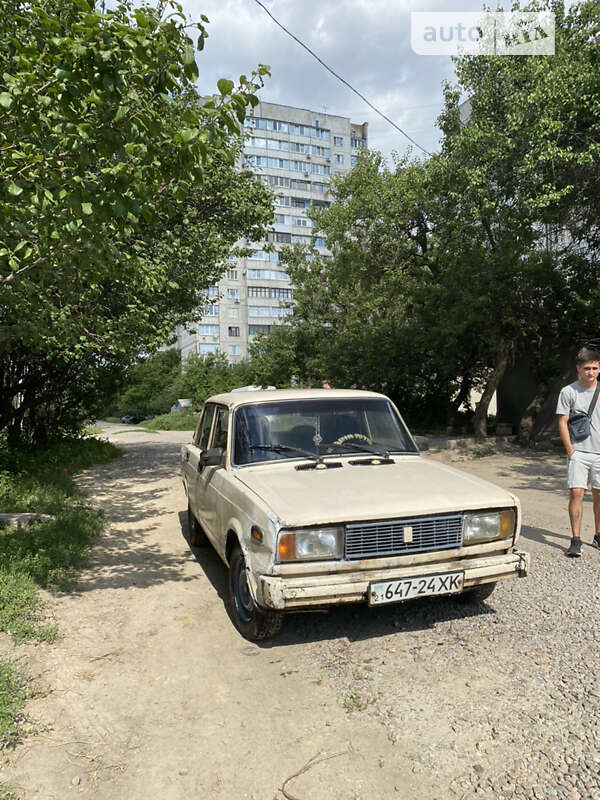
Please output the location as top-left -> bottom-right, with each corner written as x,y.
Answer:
199,447 -> 225,469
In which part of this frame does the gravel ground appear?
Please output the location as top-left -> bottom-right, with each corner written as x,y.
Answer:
282,445 -> 600,800
289,552 -> 600,800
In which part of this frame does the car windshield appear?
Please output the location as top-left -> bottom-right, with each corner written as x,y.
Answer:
233,397 -> 418,466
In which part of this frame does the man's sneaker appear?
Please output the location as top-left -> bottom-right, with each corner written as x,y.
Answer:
593,533 -> 600,550
566,537 -> 582,557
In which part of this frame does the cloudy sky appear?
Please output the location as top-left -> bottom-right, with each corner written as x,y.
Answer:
178,0 -> 509,164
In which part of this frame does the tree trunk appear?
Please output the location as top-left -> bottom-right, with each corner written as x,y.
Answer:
473,340 -> 510,438
445,373 -> 471,433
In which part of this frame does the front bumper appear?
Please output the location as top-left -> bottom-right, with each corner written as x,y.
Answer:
255,549 -> 530,610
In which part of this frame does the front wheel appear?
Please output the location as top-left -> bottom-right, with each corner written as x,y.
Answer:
457,581 -> 497,603
228,545 -> 283,641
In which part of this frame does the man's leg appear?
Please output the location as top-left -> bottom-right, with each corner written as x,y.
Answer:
566,488 -> 585,556
592,488 -> 600,534
568,488 -> 585,538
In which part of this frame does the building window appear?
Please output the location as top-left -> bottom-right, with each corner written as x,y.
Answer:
228,307 -> 239,319
248,306 -> 292,318
249,250 -> 279,262
199,343 -> 219,354
334,154 -> 344,164
227,269 -> 238,280
290,178 -> 310,191
351,136 -> 366,147
207,286 -> 219,298
247,268 -> 290,281
228,345 -> 241,356
248,286 -> 293,299
198,324 -> 219,336
202,304 -> 219,317
249,324 -> 271,336
227,288 -> 239,300
228,326 -> 240,337
334,136 -> 344,146
351,155 -> 358,167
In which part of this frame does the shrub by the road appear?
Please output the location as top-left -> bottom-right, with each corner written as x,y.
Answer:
143,411 -> 199,431
0,436 -> 120,753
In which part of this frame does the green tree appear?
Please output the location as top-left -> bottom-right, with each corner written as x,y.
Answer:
179,352 -> 255,408
266,1 -> 600,438
0,0 -> 273,447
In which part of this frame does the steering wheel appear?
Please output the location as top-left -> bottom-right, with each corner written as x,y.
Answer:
332,432 -> 373,446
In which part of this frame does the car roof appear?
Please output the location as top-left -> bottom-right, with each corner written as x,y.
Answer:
205,388 -> 388,410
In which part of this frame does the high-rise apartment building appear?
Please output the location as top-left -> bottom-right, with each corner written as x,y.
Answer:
176,101 -> 368,361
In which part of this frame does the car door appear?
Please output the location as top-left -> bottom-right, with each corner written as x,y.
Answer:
195,404 -> 229,543
183,404 -> 216,516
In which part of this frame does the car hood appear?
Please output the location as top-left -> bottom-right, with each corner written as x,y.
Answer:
233,455 -> 517,527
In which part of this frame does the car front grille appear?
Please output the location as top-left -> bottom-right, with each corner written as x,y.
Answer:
345,514 -> 463,559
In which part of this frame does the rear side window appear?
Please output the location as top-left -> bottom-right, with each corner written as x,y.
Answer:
194,404 -> 216,449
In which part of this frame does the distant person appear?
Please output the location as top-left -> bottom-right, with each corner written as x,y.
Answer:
556,347 -> 600,557
322,379 -> 332,389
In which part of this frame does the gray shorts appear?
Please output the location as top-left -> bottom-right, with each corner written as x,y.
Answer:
567,450 -> 600,489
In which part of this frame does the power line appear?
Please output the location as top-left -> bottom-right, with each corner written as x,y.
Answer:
251,0 -> 432,157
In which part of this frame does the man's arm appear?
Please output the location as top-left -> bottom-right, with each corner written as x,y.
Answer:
557,414 -> 574,457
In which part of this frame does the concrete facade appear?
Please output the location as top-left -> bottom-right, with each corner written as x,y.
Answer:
176,100 -> 368,361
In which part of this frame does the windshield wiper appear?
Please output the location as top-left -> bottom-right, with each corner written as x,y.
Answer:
322,441 -> 405,459
250,443 -> 321,461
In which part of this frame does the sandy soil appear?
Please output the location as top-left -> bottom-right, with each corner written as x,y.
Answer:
0,426 -> 595,800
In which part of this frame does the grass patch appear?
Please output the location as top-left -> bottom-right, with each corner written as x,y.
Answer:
0,436 -> 119,797
143,411 -> 199,431
0,436 -> 120,641
0,661 -> 28,750
84,425 -> 103,436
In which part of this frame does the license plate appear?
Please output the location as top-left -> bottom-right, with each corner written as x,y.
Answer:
369,571 -> 464,605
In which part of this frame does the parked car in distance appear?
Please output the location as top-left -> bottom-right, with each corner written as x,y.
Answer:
120,415 -> 145,424
181,389 -> 530,641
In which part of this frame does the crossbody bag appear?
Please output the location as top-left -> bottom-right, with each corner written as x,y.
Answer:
568,380 -> 600,442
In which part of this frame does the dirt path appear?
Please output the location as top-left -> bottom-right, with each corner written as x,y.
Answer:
1,428 -> 597,799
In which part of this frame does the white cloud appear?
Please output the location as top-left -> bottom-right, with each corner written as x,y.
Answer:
178,0 -> 531,161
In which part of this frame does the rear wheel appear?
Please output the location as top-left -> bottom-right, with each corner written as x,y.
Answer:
187,503 -> 208,547
458,581 -> 497,603
228,545 -> 283,641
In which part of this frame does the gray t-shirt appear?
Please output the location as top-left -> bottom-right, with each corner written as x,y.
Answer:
556,381 -> 600,453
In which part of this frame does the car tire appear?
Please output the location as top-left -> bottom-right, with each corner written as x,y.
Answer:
228,545 -> 283,641
187,503 -> 209,547
457,581 -> 497,603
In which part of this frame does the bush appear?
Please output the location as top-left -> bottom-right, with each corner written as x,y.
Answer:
143,411 -> 199,431
0,436 -> 120,641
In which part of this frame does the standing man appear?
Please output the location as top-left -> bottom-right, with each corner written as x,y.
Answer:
556,347 -> 600,557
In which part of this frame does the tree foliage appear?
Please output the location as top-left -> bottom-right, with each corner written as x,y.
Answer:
0,0 -> 273,447
257,0 -> 600,438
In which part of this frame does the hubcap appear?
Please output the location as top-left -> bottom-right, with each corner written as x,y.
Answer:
234,558 -> 253,623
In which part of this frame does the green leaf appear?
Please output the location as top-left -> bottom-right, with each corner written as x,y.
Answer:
8,182 -> 23,196
0,92 -> 13,108
180,127 -> 198,143
81,203 -> 93,215
114,105 -> 129,122
217,78 -> 234,96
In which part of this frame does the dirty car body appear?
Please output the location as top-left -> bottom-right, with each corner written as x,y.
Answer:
181,389 -> 530,640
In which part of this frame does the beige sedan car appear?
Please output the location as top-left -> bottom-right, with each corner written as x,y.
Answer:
181,389 -> 529,640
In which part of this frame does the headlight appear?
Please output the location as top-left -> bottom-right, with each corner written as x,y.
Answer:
277,526 -> 344,561
463,509 -> 515,545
